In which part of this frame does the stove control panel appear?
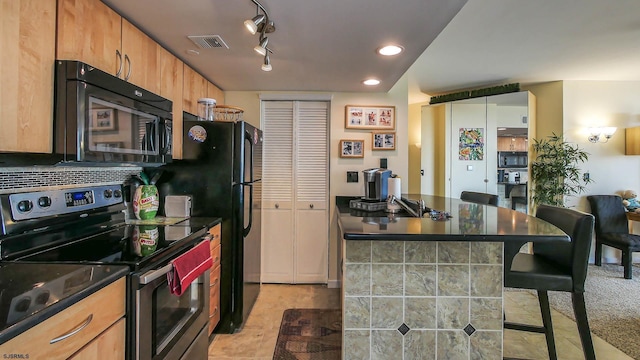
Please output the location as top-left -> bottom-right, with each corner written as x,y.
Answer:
9,185 -> 123,221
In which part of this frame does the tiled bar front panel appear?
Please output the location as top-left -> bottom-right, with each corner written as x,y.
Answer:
343,240 -> 503,360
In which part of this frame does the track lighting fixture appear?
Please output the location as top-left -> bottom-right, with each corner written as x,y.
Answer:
244,0 -> 276,71
261,54 -> 272,72
244,14 -> 265,35
254,36 -> 269,56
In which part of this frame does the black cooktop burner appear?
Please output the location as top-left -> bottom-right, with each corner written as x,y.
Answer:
15,223 -> 206,272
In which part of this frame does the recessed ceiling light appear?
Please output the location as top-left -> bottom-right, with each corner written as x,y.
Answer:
363,79 -> 380,86
378,45 -> 403,56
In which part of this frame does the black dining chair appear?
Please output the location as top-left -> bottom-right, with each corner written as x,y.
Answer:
587,195 -> 640,279
459,191 -> 499,206
504,204 -> 596,360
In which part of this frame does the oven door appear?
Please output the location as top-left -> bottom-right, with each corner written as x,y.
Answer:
133,263 -> 209,360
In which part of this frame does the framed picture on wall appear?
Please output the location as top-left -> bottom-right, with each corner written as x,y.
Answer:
339,139 -> 364,158
372,132 -> 396,150
345,105 -> 395,130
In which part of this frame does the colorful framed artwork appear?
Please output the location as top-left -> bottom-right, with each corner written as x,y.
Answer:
459,127 -> 484,160
345,105 -> 395,130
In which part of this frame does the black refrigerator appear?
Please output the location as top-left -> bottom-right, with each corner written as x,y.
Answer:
158,113 -> 262,334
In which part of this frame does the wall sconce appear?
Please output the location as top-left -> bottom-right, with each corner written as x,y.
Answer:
244,0 -> 276,71
588,127 -> 617,143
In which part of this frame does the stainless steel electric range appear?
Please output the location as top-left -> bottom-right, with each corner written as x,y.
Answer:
0,184 -> 212,360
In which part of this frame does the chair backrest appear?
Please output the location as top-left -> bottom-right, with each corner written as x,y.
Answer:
534,204 -> 595,292
460,191 -> 499,206
586,195 -> 629,235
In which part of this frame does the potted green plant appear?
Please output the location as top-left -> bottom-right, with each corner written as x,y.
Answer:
530,133 -> 592,208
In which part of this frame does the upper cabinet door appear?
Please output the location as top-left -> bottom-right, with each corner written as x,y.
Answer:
207,81 -> 224,106
159,47 -> 183,159
0,0 -> 56,153
121,19 -> 160,93
57,0 -> 122,75
183,65 -> 207,115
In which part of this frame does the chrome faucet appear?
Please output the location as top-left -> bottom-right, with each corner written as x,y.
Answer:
387,195 -> 424,218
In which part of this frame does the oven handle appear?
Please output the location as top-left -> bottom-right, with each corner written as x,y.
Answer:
140,263 -> 173,285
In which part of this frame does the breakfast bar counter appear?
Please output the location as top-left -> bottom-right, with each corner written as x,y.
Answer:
337,195 -> 568,360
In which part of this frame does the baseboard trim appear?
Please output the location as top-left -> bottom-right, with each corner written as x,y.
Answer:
327,280 -> 341,288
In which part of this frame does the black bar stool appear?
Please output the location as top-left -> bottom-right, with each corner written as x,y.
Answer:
460,191 -> 499,206
504,204 -> 596,360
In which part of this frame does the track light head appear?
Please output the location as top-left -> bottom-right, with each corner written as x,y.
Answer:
244,14 -> 265,35
261,54 -> 272,71
254,37 -> 269,56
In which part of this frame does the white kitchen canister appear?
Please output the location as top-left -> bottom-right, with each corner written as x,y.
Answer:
197,98 -> 216,121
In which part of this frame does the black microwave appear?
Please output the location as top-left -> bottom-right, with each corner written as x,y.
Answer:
498,151 -> 528,168
54,60 -> 172,166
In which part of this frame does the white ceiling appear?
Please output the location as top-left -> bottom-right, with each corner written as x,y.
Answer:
101,0 -> 640,102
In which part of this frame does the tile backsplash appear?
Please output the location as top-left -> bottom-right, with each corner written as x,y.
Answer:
0,166 -> 142,194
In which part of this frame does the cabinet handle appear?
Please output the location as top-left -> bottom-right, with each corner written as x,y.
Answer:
115,50 -> 123,77
50,314 -> 93,344
309,204 -> 314,209
275,203 -> 279,209
209,307 -> 218,318
124,54 -> 132,81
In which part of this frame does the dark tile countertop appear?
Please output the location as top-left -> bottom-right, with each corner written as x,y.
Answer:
337,194 -> 568,242
0,263 -> 129,345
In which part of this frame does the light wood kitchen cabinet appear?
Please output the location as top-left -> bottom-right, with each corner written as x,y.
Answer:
208,224 -> 221,335
120,19 -> 161,94
0,0 -> 56,153
262,101 -> 329,284
57,0 -> 161,94
69,319 -> 125,359
56,0 -> 121,78
183,65 -> 207,115
0,278 -> 126,360
497,136 -> 527,151
160,48 -> 184,159
207,81 -> 225,105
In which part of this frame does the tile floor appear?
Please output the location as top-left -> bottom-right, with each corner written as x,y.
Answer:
208,284 -> 632,360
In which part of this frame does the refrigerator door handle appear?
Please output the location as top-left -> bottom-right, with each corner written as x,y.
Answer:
243,183 -> 253,237
244,130 -> 254,183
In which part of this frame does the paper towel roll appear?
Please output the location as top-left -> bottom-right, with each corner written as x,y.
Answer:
388,177 -> 402,198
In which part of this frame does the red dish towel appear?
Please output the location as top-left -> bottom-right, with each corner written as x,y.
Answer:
168,240 -> 212,296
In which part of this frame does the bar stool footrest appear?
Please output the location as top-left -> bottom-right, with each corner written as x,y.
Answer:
504,321 -> 546,334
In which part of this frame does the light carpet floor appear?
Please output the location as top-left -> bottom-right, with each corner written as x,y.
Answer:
515,263 -> 640,360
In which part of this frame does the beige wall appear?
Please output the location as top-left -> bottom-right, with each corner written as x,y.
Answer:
523,81 -> 563,139
561,80 -> 640,262
408,101 -> 429,193
225,75 -> 409,285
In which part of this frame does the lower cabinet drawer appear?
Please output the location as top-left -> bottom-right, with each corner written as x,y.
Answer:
208,264 -> 221,335
69,318 -> 125,359
0,278 -> 125,360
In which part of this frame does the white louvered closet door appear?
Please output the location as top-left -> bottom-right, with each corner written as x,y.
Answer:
261,100 -> 329,284
294,102 -> 328,283
262,101 -> 295,283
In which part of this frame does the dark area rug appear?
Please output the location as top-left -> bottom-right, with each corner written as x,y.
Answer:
273,308 -> 342,360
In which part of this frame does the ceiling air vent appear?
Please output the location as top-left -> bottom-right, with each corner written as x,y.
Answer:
188,35 -> 229,49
